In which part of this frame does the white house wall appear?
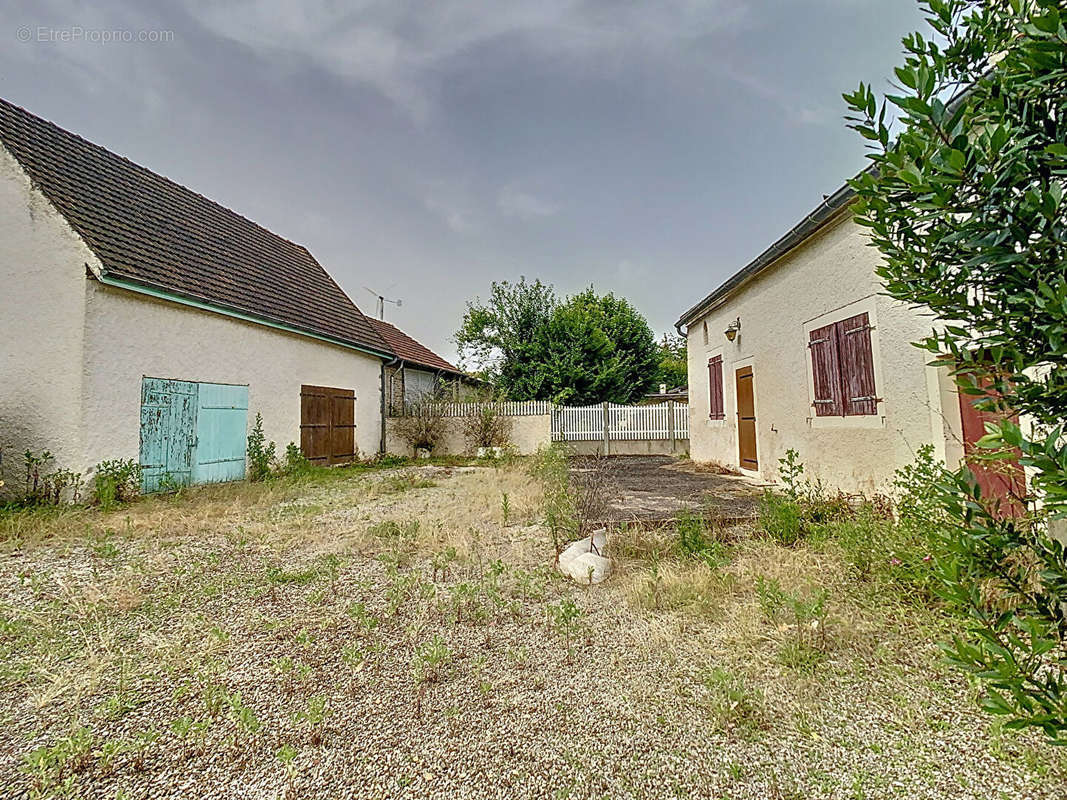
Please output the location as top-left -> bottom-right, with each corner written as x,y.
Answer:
0,144 -> 93,486
686,213 -> 962,494
81,281 -> 384,475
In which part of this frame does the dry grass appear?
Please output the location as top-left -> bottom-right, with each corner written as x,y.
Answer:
1,459 -> 1064,800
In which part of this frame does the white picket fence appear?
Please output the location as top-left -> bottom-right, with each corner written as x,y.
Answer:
397,400 -> 554,417
393,399 -> 689,443
552,403 -> 689,442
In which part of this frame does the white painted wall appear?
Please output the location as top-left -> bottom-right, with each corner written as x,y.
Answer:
686,212 -> 963,494
385,414 -> 551,457
81,282 -> 385,475
0,144 -> 93,488
1,143 -> 387,490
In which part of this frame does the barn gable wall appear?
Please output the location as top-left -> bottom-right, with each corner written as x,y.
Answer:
0,143 -> 93,487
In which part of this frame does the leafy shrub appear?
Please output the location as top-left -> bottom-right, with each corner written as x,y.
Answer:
844,0 -> 1067,739
246,413 -> 276,482
93,459 -> 141,508
281,442 -> 312,476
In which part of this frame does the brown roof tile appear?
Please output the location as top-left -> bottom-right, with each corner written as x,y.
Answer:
0,97 -> 391,357
369,318 -> 461,374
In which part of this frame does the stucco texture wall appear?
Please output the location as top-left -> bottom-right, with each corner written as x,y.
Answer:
385,414 -> 551,457
81,282 -> 385,474
0,145 -> 91,487
686,213 -> 961,494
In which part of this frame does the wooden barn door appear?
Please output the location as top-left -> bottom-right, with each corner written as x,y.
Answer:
735,366 -> 758,471
139,378 -> 198,493
300,385 -> 357,465
193,383 -> 249,484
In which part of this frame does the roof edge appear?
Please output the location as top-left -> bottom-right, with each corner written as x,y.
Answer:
95,272 -> 395,361
394,358 -> 469,380
675,181 -> 857,329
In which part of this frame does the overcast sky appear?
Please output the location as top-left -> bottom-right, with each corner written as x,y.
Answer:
1,0 -> 925,362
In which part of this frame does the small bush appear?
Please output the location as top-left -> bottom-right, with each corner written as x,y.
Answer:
462,404 -> 511,452
392,395 -> 447,456
281,442 -> 312,476
247,413 -> 276,482
8,451 -> 85,507
93,459 -> 141,508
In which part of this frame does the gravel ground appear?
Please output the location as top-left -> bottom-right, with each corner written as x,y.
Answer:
0,463 -> 1063,800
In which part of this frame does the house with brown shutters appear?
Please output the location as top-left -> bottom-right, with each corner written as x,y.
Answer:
676,183 -> 973,494
0,97 -> 455,491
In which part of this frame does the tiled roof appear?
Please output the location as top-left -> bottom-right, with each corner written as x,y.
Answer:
0,97 -> 391,357
369,318 -> 461,374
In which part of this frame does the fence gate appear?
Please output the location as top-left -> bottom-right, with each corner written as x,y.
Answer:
551,403 -> 689,442
300,385 -> 357,465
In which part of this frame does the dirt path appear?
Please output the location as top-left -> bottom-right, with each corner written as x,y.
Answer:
572,455 -> 763,525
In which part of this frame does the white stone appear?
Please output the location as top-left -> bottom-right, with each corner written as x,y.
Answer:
558,528 -> 612,584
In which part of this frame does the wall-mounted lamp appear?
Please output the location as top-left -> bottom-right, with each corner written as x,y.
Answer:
724,318 -> 741,342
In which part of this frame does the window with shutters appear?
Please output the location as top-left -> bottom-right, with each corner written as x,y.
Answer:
708,355 -> 725,420
807,311 -> 878,417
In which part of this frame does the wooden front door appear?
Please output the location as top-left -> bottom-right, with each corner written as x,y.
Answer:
958,377 -> 1025,515
735,366 -> 757,471
300,385 -> 357,465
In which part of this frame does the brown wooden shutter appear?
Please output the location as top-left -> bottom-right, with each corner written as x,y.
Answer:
808,322 -> 843,416
836,312 -> 878,416
708,356 -> 724,419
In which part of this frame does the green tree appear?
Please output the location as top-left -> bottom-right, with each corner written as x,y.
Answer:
454,277 -> 556,399
844,0 -> 1067,740
654,333 -> 688,391
455,281 -> 659,404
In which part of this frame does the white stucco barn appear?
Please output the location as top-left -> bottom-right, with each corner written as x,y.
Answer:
0,97 -> 407,492
676,184 -> 993,495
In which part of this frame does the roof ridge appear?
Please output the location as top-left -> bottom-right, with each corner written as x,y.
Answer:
0,95 -> 393,358
0,96 -> 315,254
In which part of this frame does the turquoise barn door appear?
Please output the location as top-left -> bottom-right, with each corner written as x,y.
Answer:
139,378 -> 198,492
192,383 -> 249,484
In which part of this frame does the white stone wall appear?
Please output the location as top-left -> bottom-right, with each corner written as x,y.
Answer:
82,282 -> 385,474
385,414 -> 552,457
0,144 -> 93,487
686,213 -> 963,494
